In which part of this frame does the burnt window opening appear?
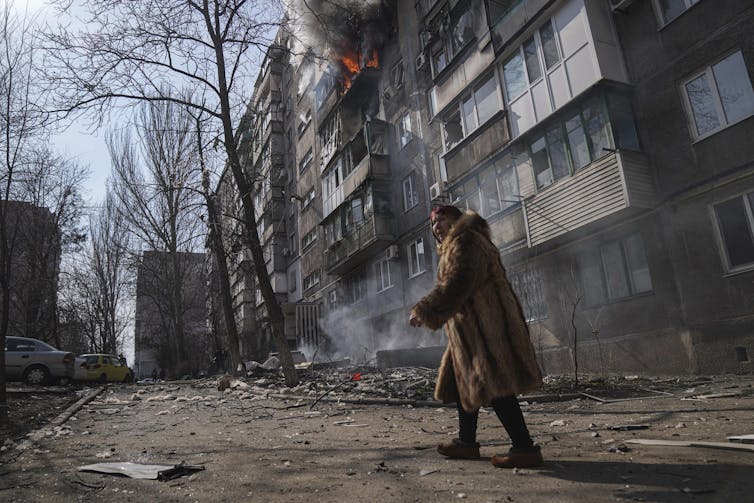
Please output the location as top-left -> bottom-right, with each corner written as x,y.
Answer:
428,2 -> 475,77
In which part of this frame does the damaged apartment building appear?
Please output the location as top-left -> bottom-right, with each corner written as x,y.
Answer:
215,0 -> 754,374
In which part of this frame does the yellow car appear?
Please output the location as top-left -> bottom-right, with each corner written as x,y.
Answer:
79,354 -> 133,383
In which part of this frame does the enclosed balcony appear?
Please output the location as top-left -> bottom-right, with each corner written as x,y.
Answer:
523,150 -> 655,247
322,120 -> 390,218
324,210 -> 394,275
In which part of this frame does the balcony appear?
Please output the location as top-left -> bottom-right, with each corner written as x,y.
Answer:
523,150 -> 655,247
322,120 -> 391,218
324,213 -> 394,275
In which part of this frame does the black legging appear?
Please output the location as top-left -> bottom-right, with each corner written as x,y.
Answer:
457,395 -> 534,449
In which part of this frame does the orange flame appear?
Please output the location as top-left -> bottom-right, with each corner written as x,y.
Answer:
338,46 -> 379,94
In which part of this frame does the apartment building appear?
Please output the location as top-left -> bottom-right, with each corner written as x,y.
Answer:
219,0 -> 753,373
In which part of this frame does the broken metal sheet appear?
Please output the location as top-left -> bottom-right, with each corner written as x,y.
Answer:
78,462 -> 205,480
626,439 -> 754,452
78,462 -> 176,479
728,434 -> 754,444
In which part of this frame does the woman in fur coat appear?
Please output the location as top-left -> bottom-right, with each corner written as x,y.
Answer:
409,205 -> 543,468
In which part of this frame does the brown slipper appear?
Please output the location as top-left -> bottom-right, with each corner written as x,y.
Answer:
437,438 -> 481,459
491,445 -> 543,468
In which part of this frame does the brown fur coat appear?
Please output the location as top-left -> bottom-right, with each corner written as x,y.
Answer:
413,211 -> 542,411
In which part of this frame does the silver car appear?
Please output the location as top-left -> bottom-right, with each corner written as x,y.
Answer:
4,336 -> 75,385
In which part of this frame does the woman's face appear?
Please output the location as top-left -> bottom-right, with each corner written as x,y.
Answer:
431,212 -> 455,243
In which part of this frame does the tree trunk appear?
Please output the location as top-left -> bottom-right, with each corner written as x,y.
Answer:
208,15 -> 298,386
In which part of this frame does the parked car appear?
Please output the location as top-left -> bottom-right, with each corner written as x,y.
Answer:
4,336 -> 75,385
78,354 -> 133,383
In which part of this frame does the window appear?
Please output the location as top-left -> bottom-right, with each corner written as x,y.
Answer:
320,112 -> 339,168
344,269 -> 367,304
344,196 -> 364,232
303,269 -> 321,291
486,0 -> 524,26
530,96 -> 616,190
399,112 -> 412,147
403,173 -> 419,211
579,234 -> 653,306
297,109 -> 311,136
299,147 -> 313,173
429,2 -> 474,76
449,150 -> 521,218
681,51 -> 754,139
301,228 -> 318,250
323,214 -> 342,247
288,270 -> 297,293
654,0 -> 700,25
408,237 -> 427,277
302,187 -> 316,209
375,258 -> 393,292
713,191 -> 754,271
390,61 -> 404,88
503,51 -> 528,102
509,267 -> 548,321
442,73 -> 502,151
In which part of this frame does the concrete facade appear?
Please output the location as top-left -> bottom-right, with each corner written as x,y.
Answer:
219,0 -> 754,374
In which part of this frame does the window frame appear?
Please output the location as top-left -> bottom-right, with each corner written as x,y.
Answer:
711,190 -> 754,274
301,227 -> 318,251
441,72 -> 502,152
299,147 -> 313,174
398,112 -> 412,148
580,233 -> 654,307
375,258 -> 394,292
407,237 -> 427,278
680,50 -> 754,141
528,94 -> 616,191
652,0 -> 701,27
402,172 -> 419,212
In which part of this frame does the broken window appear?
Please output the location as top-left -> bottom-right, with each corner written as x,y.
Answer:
714,192 -> 754,271
442,109 -> 463,151
429,2 -> 474,77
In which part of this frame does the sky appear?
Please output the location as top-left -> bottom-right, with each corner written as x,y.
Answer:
12,0 -> 113,204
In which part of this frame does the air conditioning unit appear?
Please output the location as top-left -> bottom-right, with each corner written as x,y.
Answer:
329,290 -> 338,304
429,182 -> 442,200
385,244 -> 399,260
415,53 -> 427,70
610,0 -> 636,12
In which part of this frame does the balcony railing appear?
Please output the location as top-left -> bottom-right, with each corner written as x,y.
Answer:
324,213 -> 394,274
523,150 -> 655,247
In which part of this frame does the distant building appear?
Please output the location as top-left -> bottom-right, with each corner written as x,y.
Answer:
216,0 -> 754,374
0,200 -> 60,343
134,250 -> 207,378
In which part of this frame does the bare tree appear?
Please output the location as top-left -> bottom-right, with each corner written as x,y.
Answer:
0,2 -> 53,422
12,147 -> 87,346
108,98 -> 204,377
59,191 -> 132,355
194,115 -> 244,376
44,0 -> 300,385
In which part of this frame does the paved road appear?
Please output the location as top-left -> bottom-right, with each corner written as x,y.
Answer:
1,377 -> 752,502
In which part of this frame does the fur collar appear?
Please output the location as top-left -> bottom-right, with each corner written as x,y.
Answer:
438,210 -> 490,251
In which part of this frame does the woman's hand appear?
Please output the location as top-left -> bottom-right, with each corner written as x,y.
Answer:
409,309 -> 423,327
